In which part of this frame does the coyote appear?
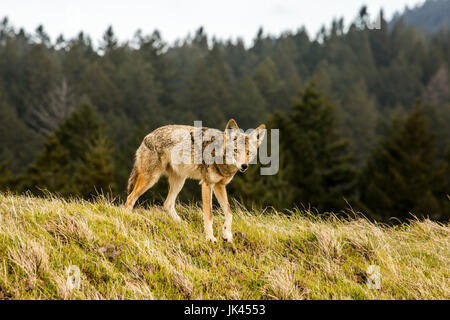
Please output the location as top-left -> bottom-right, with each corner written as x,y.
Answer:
125,119 -> 266,242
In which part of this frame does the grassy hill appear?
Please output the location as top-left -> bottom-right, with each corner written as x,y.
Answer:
0,193 -> 448,300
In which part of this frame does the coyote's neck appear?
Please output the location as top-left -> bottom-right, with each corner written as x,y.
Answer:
213,163 -> 238,177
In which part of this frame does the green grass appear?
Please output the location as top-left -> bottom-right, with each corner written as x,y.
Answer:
0,193 -> 448,300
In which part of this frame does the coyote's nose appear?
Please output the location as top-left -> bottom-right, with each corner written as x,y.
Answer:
241,164 -> 248,171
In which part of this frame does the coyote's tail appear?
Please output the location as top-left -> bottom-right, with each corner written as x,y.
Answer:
127,164 -> 138,195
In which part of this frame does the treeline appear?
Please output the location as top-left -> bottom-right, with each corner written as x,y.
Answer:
390,0 -> 450,34
0,6 -> 449,221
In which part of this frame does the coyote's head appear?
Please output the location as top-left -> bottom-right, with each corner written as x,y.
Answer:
223,119 -> 266,172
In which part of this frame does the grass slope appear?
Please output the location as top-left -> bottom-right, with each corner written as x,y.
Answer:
0,194 -> 448,300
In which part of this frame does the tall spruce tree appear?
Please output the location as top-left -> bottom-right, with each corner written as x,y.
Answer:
22,102 -> 115,198
73,131 -> 116,198
359,102 -> 449,220
277,82 -> 356,212
24,133 -> 70,195
234,82 -> 356,212
182,42 -> 232,127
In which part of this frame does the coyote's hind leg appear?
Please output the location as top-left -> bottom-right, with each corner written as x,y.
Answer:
125,172 -> 161,209
164,171 -> 185,222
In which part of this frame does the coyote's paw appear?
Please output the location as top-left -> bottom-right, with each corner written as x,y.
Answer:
166,209 -> 182,223
222,229 -> 233,243
206,235 -> 217,243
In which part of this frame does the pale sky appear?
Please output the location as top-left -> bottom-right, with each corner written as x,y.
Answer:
1,0 -> 424,46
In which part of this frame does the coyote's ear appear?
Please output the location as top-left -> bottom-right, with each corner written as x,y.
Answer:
250,124 -> 266,148
225,118 -> 239,131
223,119 -> 239,153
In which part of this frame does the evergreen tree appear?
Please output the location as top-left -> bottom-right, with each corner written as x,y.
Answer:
101,26 -> 118,53
359,102 -> 449,220
229,75 -> 267,128
63,32 -> 96,88
181,43 -> 232,127
21,102 -> 114,198
0,93 -> 42,173
252,57 -> 285,111
276,82 -> 356,212
24,133 -> 70,195
22,43 -> 61,127
79,62 -> 121,114
336,81 -> 379,164
53,101 -> 101,157
0,161 -> 13,191
73,132 -> 116,198
34,25 -> 50,46
235,82 -> 356,212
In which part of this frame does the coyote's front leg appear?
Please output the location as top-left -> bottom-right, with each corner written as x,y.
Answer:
214,183 -> 233,242
201,183 -> 217,243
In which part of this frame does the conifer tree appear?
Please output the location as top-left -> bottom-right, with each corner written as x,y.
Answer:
336,81 -> 378,164
53,101 -> 101,158
182,43 -> 232,127
73,132 -> 116,198
24,133 -> 70,195
234,82 -> 356,212
101,26 -> 118,53
252,57 -> 285,111
359,102 -> 449,220
229,75 -> 267,129
278,82 -> 356,212
0,161 -> 13,191
22,102 -> 115,198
